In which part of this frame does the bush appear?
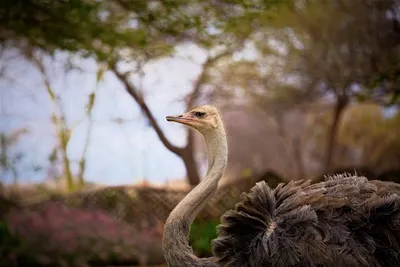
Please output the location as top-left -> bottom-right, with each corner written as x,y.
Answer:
4,202 -> 143,266
0,220 -> 25,267
190,219 -> 219,257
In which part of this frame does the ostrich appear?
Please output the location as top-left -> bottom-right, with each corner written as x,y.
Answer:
163,105 -> 400,267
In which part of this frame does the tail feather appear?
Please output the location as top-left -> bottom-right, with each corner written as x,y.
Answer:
212,176 -> 400,267
213,181 -> 328,267
365,194 -> 400,264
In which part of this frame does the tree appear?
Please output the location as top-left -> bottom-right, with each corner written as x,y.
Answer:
202,47 -> 323,179
199,0 -> 400,178
112,48 -> 239,185
218,0 -> 400,174
306,103 -> 400,173
23,50 -> 75,191
338,104 -> 400,172
77,64 -> 105,186
0,128 -> 27,184
18,48 -> 104,191
1,0 -> 288,185
98,1 -> 271,185
271,0 -> 400,172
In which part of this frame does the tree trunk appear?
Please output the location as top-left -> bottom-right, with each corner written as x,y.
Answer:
273,111 -> 305,180
26,52 -> 75,191
77,159 -> 86,187
292,138 -> 305,180
111,50 -> 235,187
274,111 -> 286,139
323,97 -> 348,173
11,167 -> 18,185
60,130 -> 74,192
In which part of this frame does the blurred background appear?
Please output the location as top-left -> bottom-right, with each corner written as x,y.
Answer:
0,0 -> 399,266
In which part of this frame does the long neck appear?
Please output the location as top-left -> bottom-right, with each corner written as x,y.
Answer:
163,125 -> 228,267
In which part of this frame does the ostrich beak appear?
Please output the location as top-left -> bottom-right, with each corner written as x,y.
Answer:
166,113 -> 196,126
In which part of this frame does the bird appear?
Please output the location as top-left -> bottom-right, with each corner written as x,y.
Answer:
162,105 -> 400,267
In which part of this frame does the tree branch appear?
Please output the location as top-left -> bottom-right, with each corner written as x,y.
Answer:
185,49 -> 235,145
111,64 -> 183,156
23,49 -> 75,191
186,49 -> 235,109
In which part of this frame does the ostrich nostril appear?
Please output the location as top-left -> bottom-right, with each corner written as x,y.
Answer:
178,115 -> 183,117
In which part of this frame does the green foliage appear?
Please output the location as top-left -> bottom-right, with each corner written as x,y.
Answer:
339,105 -> 400,171
306,103 -> 400,172
241,167 -> 253,178
0,220 -> 20,252
190,219 -> 219,257
0,129 -> 28,183
366,68 -> 400,106
1,0 -> 291,187
0,220 -> 35,266
1,0 -> 101,52
1,0 -> 290,61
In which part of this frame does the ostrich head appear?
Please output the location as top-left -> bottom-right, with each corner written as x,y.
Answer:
166,105 -> 222,134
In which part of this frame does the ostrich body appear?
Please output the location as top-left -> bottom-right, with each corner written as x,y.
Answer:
163,105 -> 400,267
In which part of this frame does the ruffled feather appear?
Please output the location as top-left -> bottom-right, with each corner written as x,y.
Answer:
212,175 -> 400,267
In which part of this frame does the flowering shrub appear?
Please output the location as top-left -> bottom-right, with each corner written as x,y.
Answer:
3,202 -> 147,266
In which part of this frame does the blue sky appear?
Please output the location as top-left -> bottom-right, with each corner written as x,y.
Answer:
0,44 -> 210,186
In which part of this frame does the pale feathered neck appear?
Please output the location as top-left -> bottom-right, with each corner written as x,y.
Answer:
163,119 -> 228,267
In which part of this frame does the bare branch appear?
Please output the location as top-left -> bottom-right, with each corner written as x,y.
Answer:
22,49 -> 75,191
183,49 -> 236,147
111,64 -> 183,156
77,70 -> 102,186
186,49 -> 235,109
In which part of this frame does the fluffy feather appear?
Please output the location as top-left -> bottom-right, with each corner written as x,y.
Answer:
212,175 -> 400,267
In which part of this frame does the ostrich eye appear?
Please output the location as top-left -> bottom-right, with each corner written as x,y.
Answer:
194,111 -> 206,118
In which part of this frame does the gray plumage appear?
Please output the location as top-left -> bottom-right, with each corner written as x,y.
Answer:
213,174 -> 400,267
